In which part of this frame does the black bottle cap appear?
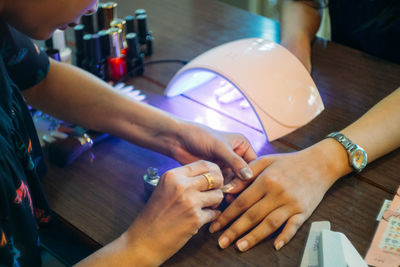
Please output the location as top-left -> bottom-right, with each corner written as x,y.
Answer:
125,15 -> 135,34
126,33 -> 140,59
81,14 -> 95,34
45,37 -> 53,49
97,3 -> 105,30
98,30 -> 110,59
74,24 -> 85,52
46,48 -> 61,61
136,14 -> 148,41
135,9 -> 146,17
90,34 -> 102,63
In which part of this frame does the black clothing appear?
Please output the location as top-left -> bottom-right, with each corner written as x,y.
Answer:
0,22 -> 51,267
329,0 -> 400,64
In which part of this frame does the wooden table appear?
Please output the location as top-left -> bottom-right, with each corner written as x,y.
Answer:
42,0 -> 400,266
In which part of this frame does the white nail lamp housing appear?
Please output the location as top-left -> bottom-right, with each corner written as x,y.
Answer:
165,38 -> 324,141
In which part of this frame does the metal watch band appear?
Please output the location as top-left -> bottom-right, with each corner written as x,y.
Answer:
326,132 -> 355,151
326,132 -> 367,172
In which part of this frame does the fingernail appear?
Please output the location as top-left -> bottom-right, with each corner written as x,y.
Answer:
222,184 -> 235,193
209,222 -> 221,233
237,240 -> 249,252
218,236 -> 230,249
275,240 -> 284,251
239,168 -> 253,180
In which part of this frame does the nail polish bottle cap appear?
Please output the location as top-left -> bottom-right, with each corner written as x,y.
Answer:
97,3 -> 105,30
135,9 -> 146,17
53,30 -> 66,52
125,15 -> 135,34
136,14 -> 148,40
126,33 -> 140,59
81,14 -> 95,34
103,2 -> 118,30
90,34 -> 102,63
110,18 -> 127,47
108,27 -> 123,58
98,30 -> 111,59
45,37 -> 53,49
83,34 -> 92,58
74,24 -> 85,53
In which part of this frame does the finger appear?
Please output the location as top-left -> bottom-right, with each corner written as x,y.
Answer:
192,170 -> 223,191
209,182 -> 266,233
221,156 -> 276,194
170,160 -> 221,178
199,209 -> 221,226
225,194 -> 236,203
199,189 -> 224,208
213,141 -> 254,181
215,196 -> 283,248
221,168 -> 234,181
249,156 -> 277,177
221,177 -> 250,194
234,207 -> 292,252
274,214 -> 306,251
235,142 -> 258,163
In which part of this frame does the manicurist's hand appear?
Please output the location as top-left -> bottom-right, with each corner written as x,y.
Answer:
171,121 -> 258,181
209,138 -> 350,252
76,160 -> 224,267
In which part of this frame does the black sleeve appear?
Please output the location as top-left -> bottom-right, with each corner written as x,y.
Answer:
3,25 -> 50,90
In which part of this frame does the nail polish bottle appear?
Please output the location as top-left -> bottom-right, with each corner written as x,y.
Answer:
98,30 -> 110,80
89,34 -> 107,80
97,3 -> 105,30
74,24 -> 85,68
135,9 -> 146,17
143,167 -> 160,193
44,37 -> 61,61
82,34 -> 92,72
126,33 -> 144,76
53,30 -> 72,64
102,2 -> 118,31
136,14 -> 148,45
107,28 -> 127,82
110,18 -> 127,54
145,31 -> 153,56
81,13 -> 95,34
125,15 -> 135,34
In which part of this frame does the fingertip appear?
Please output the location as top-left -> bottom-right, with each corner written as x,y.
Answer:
274,240 -> 284,251
239,167 -> 253,180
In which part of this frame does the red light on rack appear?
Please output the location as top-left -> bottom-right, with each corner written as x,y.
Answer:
108,57 -> 127,81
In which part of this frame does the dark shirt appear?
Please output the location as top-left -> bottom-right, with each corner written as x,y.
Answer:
0,21 -> 51,267
329,0 -> 400,64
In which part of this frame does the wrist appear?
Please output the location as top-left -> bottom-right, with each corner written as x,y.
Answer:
121,229 -> 163,267
306,138 -> 353,185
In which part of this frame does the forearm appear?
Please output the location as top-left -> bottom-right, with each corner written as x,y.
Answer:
23,59 -> 181,156
309,87 -> 400,182
280,0 -> 322,71
75,232 -> 160,267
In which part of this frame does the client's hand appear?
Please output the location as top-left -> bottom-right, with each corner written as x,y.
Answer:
210,140 -> 347,252
126,160 -> 224,266
171,121 -> 257,181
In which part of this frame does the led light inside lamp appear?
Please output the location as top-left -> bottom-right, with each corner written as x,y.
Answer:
165,38 -> 325,141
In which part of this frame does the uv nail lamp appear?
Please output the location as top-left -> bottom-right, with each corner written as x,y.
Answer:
165,38 -> 324,141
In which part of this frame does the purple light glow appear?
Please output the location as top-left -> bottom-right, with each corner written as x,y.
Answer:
168,69 -> 264,134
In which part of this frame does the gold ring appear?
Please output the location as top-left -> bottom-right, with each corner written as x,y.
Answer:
203,172 -> 214,190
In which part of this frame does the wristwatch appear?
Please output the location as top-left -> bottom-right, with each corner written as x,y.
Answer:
326,132 -> 368,172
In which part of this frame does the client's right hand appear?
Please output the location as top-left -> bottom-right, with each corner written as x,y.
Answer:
126,160 -> 224,266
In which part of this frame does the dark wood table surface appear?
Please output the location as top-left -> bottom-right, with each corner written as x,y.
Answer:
42,0 -> 400,266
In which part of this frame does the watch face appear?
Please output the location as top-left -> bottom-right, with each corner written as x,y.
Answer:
351,147 -> 367,171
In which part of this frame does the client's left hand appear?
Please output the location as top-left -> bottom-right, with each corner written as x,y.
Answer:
209,144 -> 343,252
171,121 -> 257,181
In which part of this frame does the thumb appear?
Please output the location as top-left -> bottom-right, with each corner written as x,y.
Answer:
215,143 -> 254,181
